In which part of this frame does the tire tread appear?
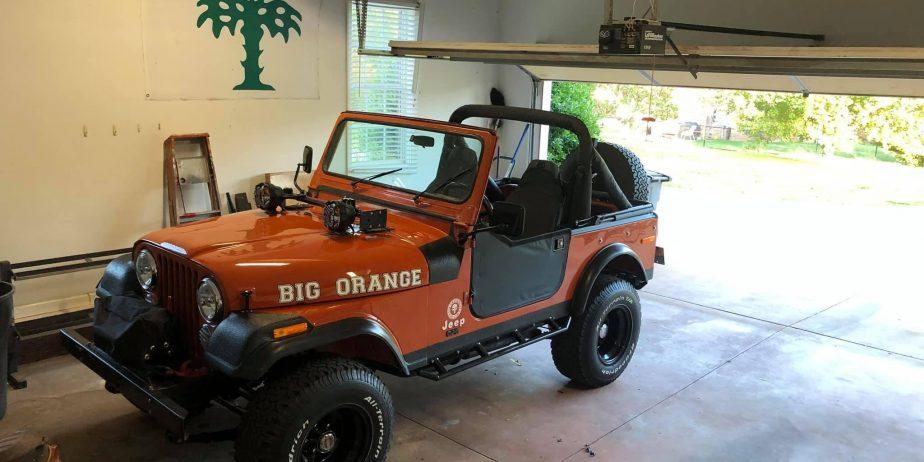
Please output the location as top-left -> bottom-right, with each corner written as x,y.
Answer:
234,356 -> 393,462
551,277 -> 637,387
596,142 -> 650,202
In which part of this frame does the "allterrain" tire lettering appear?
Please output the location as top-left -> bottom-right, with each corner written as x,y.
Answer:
364,396 -> 386,458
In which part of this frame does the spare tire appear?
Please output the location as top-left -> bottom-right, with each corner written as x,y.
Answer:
594,142 -> 649,202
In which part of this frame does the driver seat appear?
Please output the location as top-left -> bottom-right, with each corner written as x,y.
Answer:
505,160 -> 564,238
424,138 -> 478,199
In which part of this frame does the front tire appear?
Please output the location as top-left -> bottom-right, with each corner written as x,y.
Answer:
235,356 -> 393,462
551,277 -> 641,388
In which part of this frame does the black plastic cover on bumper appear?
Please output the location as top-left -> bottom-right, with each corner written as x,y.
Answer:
60,327 -> 189,437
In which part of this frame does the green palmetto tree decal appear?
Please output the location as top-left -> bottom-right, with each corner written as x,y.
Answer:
196,0 -> 302,90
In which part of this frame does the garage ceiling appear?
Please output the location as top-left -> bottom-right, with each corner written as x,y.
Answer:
374,41 -> 924,97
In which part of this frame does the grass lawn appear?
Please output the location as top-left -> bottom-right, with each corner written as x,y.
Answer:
605,137 -> 924,208
699,139 -> 899,163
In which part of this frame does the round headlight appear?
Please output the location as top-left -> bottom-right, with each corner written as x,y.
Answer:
135,250 -> 157,289
196,278 -> 223,322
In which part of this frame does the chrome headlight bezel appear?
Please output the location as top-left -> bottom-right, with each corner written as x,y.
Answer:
196,277 -> 223,322
135,249 -> 157,290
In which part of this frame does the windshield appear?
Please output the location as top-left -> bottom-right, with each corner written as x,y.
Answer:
323,120 -> 484,203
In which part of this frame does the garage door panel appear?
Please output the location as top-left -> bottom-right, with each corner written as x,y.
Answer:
648,71 -> 800,92
523,66 -> 650,85
796,75 -> 924,97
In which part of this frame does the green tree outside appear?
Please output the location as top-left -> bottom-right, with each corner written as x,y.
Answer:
713,91 -> 807,144
851,97 -> 924,166
595,84 -> 678,127
548,82 -> 602,164
550,82 -> 922,168
715,91 -> 923,165
804,95 -> 858,156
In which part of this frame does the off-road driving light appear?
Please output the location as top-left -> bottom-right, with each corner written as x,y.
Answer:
323,198 -> 358,234
196,278 -> 223,322
254,182 -> 273,210
135,250 -> 157,289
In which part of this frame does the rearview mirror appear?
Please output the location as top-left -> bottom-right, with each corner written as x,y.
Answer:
410,135 -> 435,148
490,201 -> 525,237
302,146 -> 313,173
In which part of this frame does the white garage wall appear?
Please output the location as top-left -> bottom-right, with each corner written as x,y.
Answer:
494,0 -> 924,173
0,0 -> 498,312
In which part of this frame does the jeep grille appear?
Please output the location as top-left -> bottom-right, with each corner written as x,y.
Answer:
148,247 -> 208,359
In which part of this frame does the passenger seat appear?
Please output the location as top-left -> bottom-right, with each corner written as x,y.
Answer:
505,160 -> 564,238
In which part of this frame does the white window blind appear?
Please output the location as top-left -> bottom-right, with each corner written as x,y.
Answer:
348,1 -> 420,173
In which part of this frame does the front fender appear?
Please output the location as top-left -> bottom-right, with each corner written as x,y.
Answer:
97,254 -> 142,298
203,313 -> 409,381
571,243 -> 647,316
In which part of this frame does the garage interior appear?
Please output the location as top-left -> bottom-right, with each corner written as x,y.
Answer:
1,0 -> 922,461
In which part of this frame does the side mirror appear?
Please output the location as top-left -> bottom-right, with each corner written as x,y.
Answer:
490,201 -> 525,237
301,146 -> 313,173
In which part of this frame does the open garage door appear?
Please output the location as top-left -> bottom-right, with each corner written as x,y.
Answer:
374,42 -> 924,97
520,67 -> 924,98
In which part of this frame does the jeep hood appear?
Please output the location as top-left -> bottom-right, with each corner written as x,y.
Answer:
139,208 -> 449,309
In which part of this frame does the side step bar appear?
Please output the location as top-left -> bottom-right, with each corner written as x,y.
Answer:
417,317 -> 571,381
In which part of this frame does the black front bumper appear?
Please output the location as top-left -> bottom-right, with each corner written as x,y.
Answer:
61,328 -> 189,438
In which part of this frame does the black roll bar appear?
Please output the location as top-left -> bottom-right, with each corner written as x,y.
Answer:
449,105 -> 594,223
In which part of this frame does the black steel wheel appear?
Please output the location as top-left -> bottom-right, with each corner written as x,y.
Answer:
298,405 -> 373,462
551,277 -> 641,388
596,304 -> 633,366
235,356 -> 393,462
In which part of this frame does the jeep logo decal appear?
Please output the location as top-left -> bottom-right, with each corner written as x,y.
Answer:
447,298 -> 462,320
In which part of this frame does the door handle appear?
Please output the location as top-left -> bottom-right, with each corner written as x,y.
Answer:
553,237 -> 565,251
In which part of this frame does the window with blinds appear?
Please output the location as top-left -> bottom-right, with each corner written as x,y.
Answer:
348,1 -> 420,174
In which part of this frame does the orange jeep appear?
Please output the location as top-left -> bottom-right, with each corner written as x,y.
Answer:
62,105 -> 661,462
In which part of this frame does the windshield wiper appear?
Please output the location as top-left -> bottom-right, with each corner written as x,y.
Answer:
351,168 -> 403,188
413,166 -> 475,203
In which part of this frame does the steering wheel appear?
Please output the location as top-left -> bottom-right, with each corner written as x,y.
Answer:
486,176 -> 504,202
481,195 -> 494,215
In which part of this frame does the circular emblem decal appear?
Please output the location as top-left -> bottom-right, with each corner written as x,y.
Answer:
447,298 -> 463,320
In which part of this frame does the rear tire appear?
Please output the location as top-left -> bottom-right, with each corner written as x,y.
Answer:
551,277 -> 641,388
235,356 -> 393,462
595,142 -> 649,202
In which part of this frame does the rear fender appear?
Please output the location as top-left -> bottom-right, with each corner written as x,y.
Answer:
204,313 -> 409,381
571,243 -> 647,316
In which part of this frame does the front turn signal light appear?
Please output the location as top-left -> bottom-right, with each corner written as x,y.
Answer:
273,322 -> 310,339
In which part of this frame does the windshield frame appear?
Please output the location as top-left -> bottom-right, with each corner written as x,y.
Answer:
319,116 -> 488,206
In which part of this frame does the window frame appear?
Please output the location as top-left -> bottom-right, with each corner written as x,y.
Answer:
346,1 -> 423,174
321,117 -> 487,206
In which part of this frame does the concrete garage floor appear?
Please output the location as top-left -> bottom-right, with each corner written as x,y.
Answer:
2,190 -> 922,461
